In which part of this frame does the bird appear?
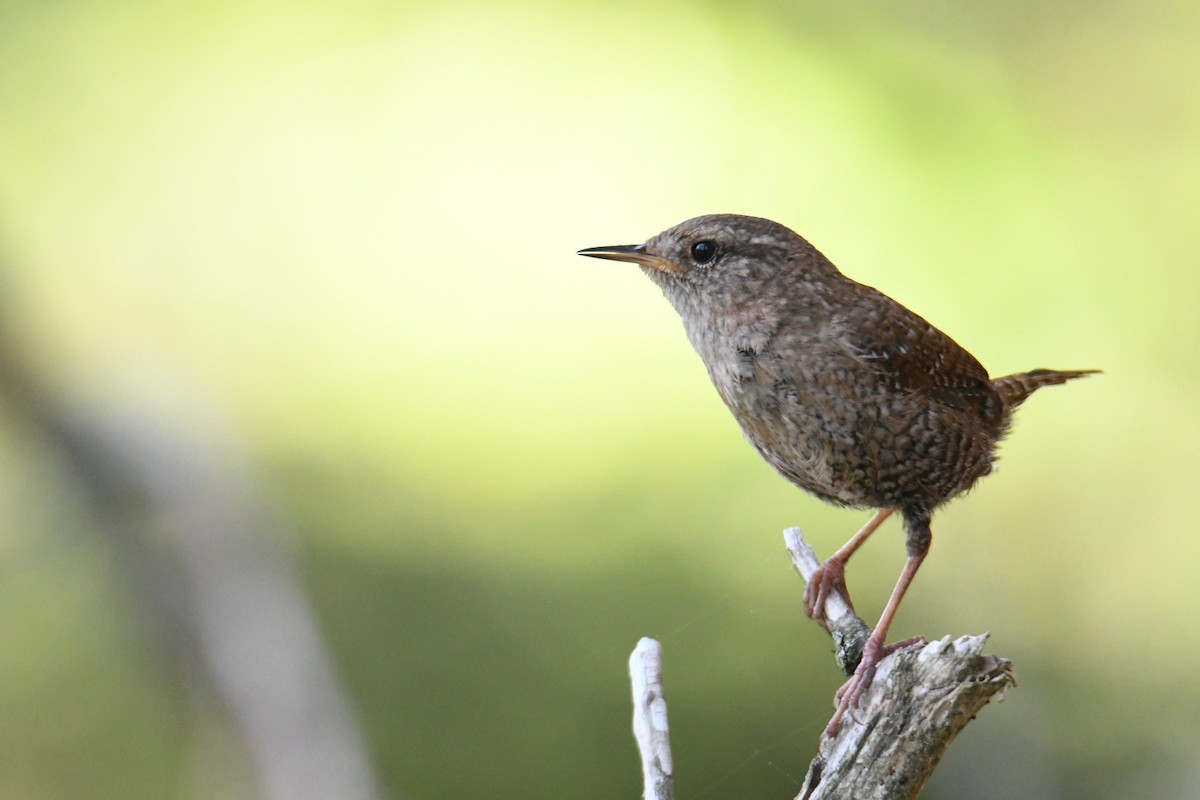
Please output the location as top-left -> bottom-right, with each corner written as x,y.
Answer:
578,214 -> 1096,737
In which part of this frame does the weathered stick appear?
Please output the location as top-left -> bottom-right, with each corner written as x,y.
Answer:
785,527 -> 1016,800
784,528 -> 871,675
623,533 -> 1015,800
629,638 -> 675,800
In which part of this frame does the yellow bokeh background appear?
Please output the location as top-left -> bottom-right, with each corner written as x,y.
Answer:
2,1 -> 1198,798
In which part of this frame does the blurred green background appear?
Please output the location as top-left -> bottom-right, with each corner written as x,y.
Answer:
1,0 -> 1197,798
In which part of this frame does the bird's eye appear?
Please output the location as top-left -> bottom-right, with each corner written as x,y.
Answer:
690,240 -> 718,265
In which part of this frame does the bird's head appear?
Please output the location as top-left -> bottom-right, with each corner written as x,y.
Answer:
578,214 -> 834,318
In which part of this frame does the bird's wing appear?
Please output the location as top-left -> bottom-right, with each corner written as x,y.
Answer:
839,287 -> 1003,427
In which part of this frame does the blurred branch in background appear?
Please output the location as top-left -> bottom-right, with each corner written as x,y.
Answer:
0,271 -> 388,800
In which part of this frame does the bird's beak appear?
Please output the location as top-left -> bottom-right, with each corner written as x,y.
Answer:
577,244 -> 684,274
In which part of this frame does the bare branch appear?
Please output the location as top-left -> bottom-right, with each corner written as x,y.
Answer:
784,527 -> 870,675
786,529 -> 1016,800
629,638 -> 674,800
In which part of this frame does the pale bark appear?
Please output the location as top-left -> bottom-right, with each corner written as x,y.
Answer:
629,638 -> 675,800
626,527 -> 1016,800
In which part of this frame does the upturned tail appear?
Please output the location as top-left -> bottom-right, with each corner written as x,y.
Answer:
993,368 -> 1100,409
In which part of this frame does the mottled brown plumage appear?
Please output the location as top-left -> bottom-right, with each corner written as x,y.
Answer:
579,214 -> 1096,737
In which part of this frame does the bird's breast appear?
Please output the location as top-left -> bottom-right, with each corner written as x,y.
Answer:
706,340 -> 874,504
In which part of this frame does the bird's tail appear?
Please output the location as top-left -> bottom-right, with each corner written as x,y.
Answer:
993,368 -> 1100,409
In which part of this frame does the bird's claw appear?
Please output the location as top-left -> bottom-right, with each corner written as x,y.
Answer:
804,558 -> 851,623
822,635 -> 927,738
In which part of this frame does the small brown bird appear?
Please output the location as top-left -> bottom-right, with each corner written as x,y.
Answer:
579,214 -> 1096,736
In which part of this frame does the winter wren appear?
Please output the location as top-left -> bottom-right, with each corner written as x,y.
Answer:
579,213 -> 1096,736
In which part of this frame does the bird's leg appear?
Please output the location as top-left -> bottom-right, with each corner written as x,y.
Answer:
804,507 -> 894,623
823,514 -> 931,738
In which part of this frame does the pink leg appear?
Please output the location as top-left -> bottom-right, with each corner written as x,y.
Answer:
804,508 -> 895,623
823,550 -> 927,737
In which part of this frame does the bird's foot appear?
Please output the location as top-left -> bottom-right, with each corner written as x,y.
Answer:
804,558 -> 852,624
822,635 -> 926,738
